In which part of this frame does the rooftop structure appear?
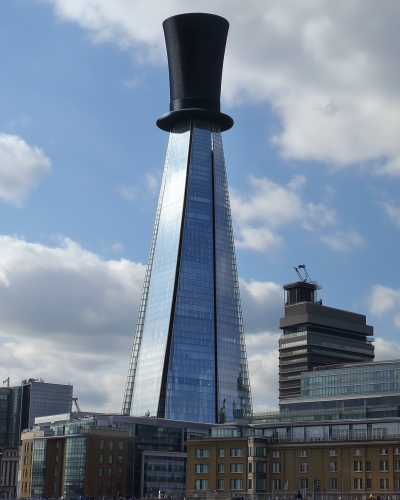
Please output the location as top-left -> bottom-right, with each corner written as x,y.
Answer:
279,268 -> 374,400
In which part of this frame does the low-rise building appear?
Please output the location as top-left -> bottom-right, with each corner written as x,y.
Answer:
0,448 -> 20,498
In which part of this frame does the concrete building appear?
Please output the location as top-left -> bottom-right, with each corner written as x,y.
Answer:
0,448 -> 19,499
279,274 -> 374,400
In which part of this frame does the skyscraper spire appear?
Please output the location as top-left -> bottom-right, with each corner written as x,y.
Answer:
122,13 -> 252,423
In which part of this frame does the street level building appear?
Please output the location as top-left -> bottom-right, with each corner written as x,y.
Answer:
0,448 -> 20,499
122,13 -> 252,423
279,278 -> 374,400
31,412 -> 213,498
187,418 -> 400,498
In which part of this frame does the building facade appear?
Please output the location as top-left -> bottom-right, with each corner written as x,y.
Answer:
122,13 -> 252,424
20,427 -> 133,498
32,412 -> 213,498
0,448 -> 20,499
279,280 -> 374,400
187,419 -> 400,498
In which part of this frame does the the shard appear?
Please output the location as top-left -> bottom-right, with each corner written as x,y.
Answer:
122,13 -> 252,423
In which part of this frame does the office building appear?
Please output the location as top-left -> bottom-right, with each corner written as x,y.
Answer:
0,448 -> 20,499
30,412 -> 213,498
122,13 -> 252,423
0,380 -> 73,449
187,418 -> 400,497
279,275 -> 374,400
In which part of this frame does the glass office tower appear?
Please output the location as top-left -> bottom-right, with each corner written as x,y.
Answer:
122,13 -> 252,423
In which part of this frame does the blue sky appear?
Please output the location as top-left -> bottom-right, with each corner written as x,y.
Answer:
1,0 -> 400,413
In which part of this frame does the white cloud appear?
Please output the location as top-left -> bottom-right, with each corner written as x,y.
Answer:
374,337 -> 400,361
321,229 -> 364,252
230,175 -> 335,253
369,284 -> 400,316
382,202 -> 400,228
0,134 -> 51,207
118,171 -> 160,202
40,0 -> 400,174
0,236 -> 145,411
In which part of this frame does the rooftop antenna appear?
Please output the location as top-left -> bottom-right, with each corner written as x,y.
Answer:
3,377 -> 10,387
293,264 -> 322,289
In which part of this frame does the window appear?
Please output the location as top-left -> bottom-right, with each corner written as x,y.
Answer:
54,469 -> 57,477
218,449 -> 225,458
117,469 -> 122,478
53,482 -> 57,494
56,441 -> 59,450
195,480 -> 209,490
273,463 -> 281,473
195,449 -> 209,458
116,482 -> 122,494
366,461 -> 371,472
273,451 -> 281,458
231,448 -> 243,457
98,482 -> 103,494
354,461 -> 363,472
218,463 -> 225,474
107,482 -> 112,494
380,460 -> 389,472
300,451 -> 308,457
394,448 -> 400,455
354,449 -> 362,456
273,479 -> 281,490
230,463 -> 243,473
25,443 -> 29,452
99,468 -> 103,477
256,479 -> 266,490
380,479 -> 389,490
100,440 -> 105,450
329,479 -> 337,490
256,447 -> 267,457
230,479 -> 243,490
109,440 -> 114,451
354,478 -> 363,490
248,463 -> 252,473
380,448 -> 388,455
248,479 -> 252,490
329,450 -> 337,457
395,460 -> 400,471
55,456 -> 58,464
195,464 -> 209,473
117,456 -> 123,465
366,479 -> 372,489
299,479 -> 308,490
395,478 -> 400,490
108,469 -> 112,478
24,456 -> 28,465
299,463 -> 308,473
218,479 -> 224,490
99,454 -> 104,464
108,455 -> 113,464
118,441 -> 124,451
329,462 -> 337,472
256,462 -> 267,473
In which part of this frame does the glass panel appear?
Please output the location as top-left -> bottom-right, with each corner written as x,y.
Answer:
212,129 -> 252,420
129,123 -> 191,417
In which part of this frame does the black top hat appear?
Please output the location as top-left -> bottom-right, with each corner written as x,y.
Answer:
156,13 -> 234,132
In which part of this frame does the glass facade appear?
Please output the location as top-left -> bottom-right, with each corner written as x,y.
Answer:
123,120 -> 252,423
143,455 -> 186,498
31,439 -> 47,498
63,436 -> 87,498
301,360 -> 400,398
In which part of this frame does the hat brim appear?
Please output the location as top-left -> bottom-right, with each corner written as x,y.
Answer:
156,109 -> 234,132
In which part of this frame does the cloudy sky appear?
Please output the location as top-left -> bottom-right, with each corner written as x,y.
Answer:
1,0 -> 400,414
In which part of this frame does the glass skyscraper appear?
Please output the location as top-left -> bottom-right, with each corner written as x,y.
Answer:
122,13 -> 252,423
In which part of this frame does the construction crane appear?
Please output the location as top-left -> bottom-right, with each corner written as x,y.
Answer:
2,377 -> 10,387
293,264 -> 322,289
72,398 -> 82,413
